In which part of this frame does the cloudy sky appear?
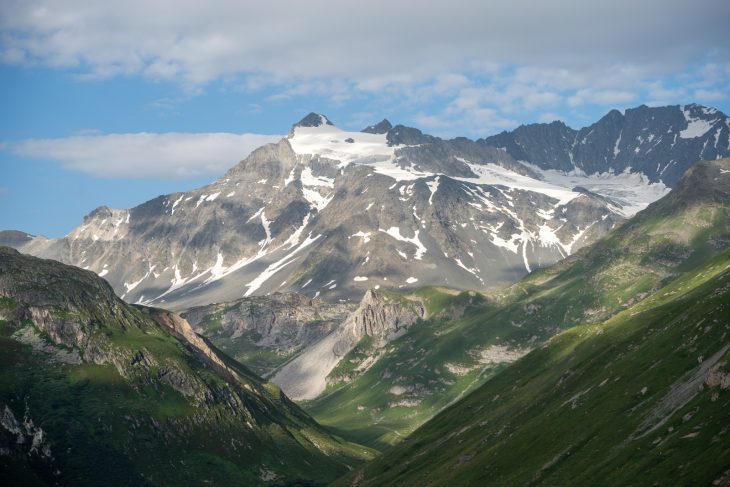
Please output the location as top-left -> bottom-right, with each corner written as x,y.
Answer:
1,0 -> 729,236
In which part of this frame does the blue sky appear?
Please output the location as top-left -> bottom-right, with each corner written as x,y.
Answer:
1,0 -> 729,237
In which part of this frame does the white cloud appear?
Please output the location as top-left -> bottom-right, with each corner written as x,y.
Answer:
645,82 -> 686,103
694,89 -> 727,102
0,1 -> 727,139
1,1 -> 727,87
588,90 -> 639,106
566,88 -> 638,108
432,101 -> 518,136
412,114 -> 451,131
7,132 -> 282,179
516,89 -> 562,111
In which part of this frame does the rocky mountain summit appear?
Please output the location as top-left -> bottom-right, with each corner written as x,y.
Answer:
483,103 -> 730,185
362,119 -> 393,134
6,105 -> 727,310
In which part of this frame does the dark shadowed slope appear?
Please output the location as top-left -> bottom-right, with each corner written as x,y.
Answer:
0,247 -> 373,486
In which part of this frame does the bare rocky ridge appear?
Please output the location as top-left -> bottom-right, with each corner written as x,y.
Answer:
0,404 -> 53,467
0,231 -> 34,248
347,289 -> 425,346
483,103 -> 730,185
148,308 -> 229,371
6,105 -> 725,310
362,119 -> 393,134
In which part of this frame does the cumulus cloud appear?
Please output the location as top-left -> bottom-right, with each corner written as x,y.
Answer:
567,89 -> 638,107
1,0 -> 727,86
694,89 -> 727,102
0,1 -> 728,138
7,132 -> 282,179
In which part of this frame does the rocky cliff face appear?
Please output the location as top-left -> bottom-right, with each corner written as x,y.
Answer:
347,289 -> 425,345
270,289 -> 425,400
182,292 -> 355,375
147,308 -> 230,372
9,105 -> 721,310
0,247 -> 372,485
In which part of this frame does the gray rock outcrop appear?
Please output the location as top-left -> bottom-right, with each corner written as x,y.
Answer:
271,289 -> 425,400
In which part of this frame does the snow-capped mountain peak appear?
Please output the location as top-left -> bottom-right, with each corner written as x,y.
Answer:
289,120 -> 395,168
362,119 -> 393,134
9,105 -> 724,310
292,112 -> 334,129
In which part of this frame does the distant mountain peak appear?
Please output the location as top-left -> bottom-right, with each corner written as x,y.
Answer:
362,119 -> 393,134
293,112 -> 334,129
481,103 -> 730,185
0,230 -> 35,248
603,108 -> 625,120
385,124 -> 438,146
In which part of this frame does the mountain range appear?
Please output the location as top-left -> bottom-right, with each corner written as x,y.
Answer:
151,157 -> 730,452
5,104 -> 728,312
2,105 -> 730,486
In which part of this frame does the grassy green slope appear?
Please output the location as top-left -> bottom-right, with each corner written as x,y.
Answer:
306,159 -> 730,450
304,289 -> 509,449
0,247 -> 373,486
338,247 -> 730,486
